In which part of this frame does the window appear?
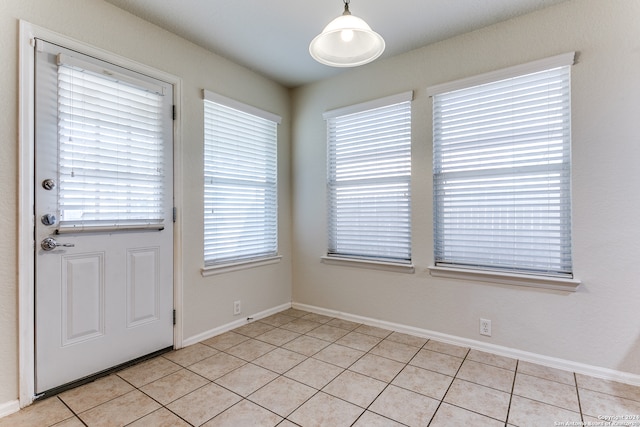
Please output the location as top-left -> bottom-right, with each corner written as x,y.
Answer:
203,90 -> 280,267
325,92 -> 413,265
430,53 -> 575,281
56,53 -> 170,230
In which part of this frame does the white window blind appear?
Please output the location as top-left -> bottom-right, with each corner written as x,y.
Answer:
203,92 -> 279,266
57,56 -> 166,229
432,62 -> 573,277
326,94 -> 412,262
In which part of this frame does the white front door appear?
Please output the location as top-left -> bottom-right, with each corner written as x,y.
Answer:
34,40 -> 174,394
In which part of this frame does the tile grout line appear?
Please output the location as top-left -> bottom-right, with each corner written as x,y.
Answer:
425,345 -> 471,426
295,320 -> 379,426
506,371 -> 586,417
425,348 -> 517,425
347,333 -> 425,426
274,320 -> 359,425
503,359 -> 519,427
54,396 -> 88,427
151,342 -> 276,426
213,318 -> 359,426
274,316 -> 427,425
140,377 -> 210,426
223,338 -> 316,426
575,372 -> 585,424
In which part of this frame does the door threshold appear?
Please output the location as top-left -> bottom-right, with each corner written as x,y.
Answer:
34,346 -> 173,401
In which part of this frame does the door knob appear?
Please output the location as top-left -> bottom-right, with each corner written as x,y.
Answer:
41,237 -> 75,251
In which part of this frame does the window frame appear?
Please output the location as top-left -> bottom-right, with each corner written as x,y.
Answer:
427,53 -> 580,291
322,92 -> 414,273
201,90 -> 281,275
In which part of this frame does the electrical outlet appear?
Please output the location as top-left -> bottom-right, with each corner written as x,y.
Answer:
233,300 -> 241,315
480,318 -> 492,336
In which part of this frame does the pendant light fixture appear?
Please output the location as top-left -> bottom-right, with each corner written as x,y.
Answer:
309,0 -> 385,67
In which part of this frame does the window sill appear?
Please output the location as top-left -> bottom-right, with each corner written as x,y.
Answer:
321,256 -> 415,274
201,255 -> 282,277
428,265 -> 581,292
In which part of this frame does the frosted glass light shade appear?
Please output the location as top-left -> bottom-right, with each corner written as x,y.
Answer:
309,13 -> 385,67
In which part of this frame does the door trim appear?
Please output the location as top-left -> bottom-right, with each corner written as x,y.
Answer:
18,20 -> 184,407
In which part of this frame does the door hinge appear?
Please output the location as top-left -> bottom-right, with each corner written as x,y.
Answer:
173,309 -> 176,326
172,105 -> 176,121
172,207 -> 177,223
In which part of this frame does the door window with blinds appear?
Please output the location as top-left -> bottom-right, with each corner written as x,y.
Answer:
430,54 -> 574,278
325,92 -> 413,264
203,90 -> 280,266
56,53 -> 170,231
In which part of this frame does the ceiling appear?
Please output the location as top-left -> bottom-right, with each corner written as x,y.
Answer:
103,0 -> 570,88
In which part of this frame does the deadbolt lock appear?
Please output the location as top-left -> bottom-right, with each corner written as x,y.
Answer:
42,179 -> 56,190
41,214 -> 57,226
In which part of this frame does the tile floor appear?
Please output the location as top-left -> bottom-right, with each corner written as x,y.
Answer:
3,308 -> 640,426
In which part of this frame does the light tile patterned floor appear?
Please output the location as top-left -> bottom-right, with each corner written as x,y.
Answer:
3,308 -> 640,426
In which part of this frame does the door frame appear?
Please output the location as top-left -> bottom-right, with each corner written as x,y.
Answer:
18,20 -> 184,407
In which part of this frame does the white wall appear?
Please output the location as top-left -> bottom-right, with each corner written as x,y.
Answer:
0,0 -> 291,405
291,0 -> 640,376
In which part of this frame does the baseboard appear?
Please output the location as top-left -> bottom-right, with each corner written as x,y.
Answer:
292,302 -> 640,387
0,400 -> 20,419
182,302 -> 292,347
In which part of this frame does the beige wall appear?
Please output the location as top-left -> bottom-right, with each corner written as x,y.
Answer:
2,0 -> 640,411
0,0 -> 291,404
291,0 -> 640,375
